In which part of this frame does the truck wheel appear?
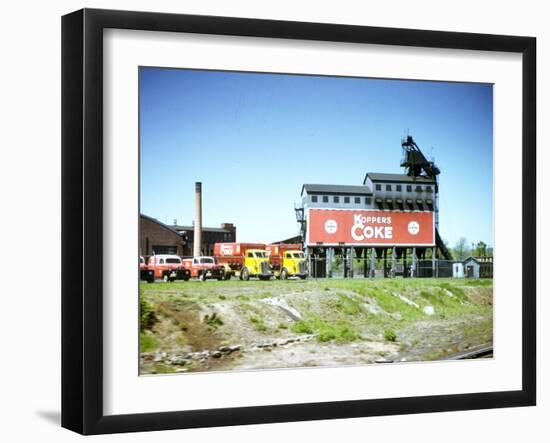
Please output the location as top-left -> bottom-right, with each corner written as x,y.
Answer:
280,269 -> 288,280
199,272 -> 206,282
224,273 -> 231,280
299,275 -> 307,280
241,267 -> 250,281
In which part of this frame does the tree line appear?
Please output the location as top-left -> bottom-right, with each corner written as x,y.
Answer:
450,238 -> 493,260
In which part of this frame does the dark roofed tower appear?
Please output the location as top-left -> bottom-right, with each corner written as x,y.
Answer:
400,135 -> 440,182
296,134 -> 453,266
361,136 -> 452,259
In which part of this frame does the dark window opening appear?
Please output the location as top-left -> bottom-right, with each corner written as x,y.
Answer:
415,185 -> 423,192
354,197 -> 360,204
406,185 -> 412,192
152,245 -> 177,255
333,196 -> 339,203
375,184 -> 381,191
322,196 -> 328,203
426,186 -> 433,193
396,185 -> 402,192
344,196 -> 350,203
365,197 -> 372,205
386,184 -> 392,191
311,195 -> 318,203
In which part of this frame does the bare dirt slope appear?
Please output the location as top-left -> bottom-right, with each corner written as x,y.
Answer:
139,278 -> 492,374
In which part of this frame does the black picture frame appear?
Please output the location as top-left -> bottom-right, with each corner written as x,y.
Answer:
62,8 -> 536,435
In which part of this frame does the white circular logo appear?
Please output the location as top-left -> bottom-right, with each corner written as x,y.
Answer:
325,219 -> 338,234
408,221 -> 420,235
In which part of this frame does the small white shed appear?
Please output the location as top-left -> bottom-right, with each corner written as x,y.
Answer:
452,262 -> 464,278
463,257 -> 480,279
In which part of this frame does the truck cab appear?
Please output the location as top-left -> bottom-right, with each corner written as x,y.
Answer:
182,256 -> 225,281
147,254 -> 191,282
281,250 -> 308,279
139,256 -> 154,283
266,244 -> 308,280
243,249 -> 271,281
213,243 -> 273,281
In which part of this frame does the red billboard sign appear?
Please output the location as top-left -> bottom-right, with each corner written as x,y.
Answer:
307,209 -> 435,246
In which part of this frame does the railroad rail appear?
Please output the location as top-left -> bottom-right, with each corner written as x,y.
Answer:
439,344 -> 493,360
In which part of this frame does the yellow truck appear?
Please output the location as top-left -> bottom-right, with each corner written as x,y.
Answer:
266,244 -> 308,280
214,242 -> 273,281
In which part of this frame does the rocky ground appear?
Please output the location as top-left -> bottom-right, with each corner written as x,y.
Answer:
139,278 -> 493,375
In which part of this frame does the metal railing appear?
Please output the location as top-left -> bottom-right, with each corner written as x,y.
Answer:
306,256 -> 491,279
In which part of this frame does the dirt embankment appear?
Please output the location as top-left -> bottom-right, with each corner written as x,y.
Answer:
139,279 -> 493,374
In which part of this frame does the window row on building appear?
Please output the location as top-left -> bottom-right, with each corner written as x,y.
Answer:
374,183 -> 433,193
310,195 -> 372,205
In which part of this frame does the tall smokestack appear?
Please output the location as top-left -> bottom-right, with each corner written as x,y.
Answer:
194,182 -> 202,257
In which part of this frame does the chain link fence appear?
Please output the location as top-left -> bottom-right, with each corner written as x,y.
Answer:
307,255 -> 491,279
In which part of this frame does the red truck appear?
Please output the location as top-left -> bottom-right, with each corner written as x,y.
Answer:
265,244 -> 308,280
147,254 -> 191,282
139,256 -> 155,283
182,256 -> 225,281
214,243 -> 273,281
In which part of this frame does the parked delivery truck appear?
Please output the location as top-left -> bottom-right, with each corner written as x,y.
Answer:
182,256 -> 225,281
147,254 -> 191,282
139,256 -> 155,283
214,243 -> 273,281
266,244 -> 308,279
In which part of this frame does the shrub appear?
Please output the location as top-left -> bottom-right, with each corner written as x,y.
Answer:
291,321 -> 314,334
139,333 -> 158,353
384,329 -> 397,342
140,298 -> 157,331
204,312 -> 224,327
249,316 -> 267,331
292,317 -> 360,343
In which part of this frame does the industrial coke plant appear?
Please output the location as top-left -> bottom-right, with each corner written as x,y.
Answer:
137,69 -> 494,374
297,135 -> 455,279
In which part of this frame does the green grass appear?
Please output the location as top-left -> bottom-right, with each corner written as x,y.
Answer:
140,333 -> 158,353
151,363 -> 176,374
357,287 -> 423,321
204,312 -> 223,327
249,316 -> 268,332
384,329 -> 397,342
327,293 -> 364,315
462,279 -> 492,286
291,316 -> 360,343
140,298 -> 157,331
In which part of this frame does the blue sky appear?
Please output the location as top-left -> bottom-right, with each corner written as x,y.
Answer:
140,67 -> 493,248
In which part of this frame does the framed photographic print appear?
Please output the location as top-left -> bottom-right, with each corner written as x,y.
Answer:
61,8 -> 536,435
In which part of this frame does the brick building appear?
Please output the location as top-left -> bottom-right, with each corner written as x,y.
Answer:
139,214 -> 236,257
170,222 -> 236,256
